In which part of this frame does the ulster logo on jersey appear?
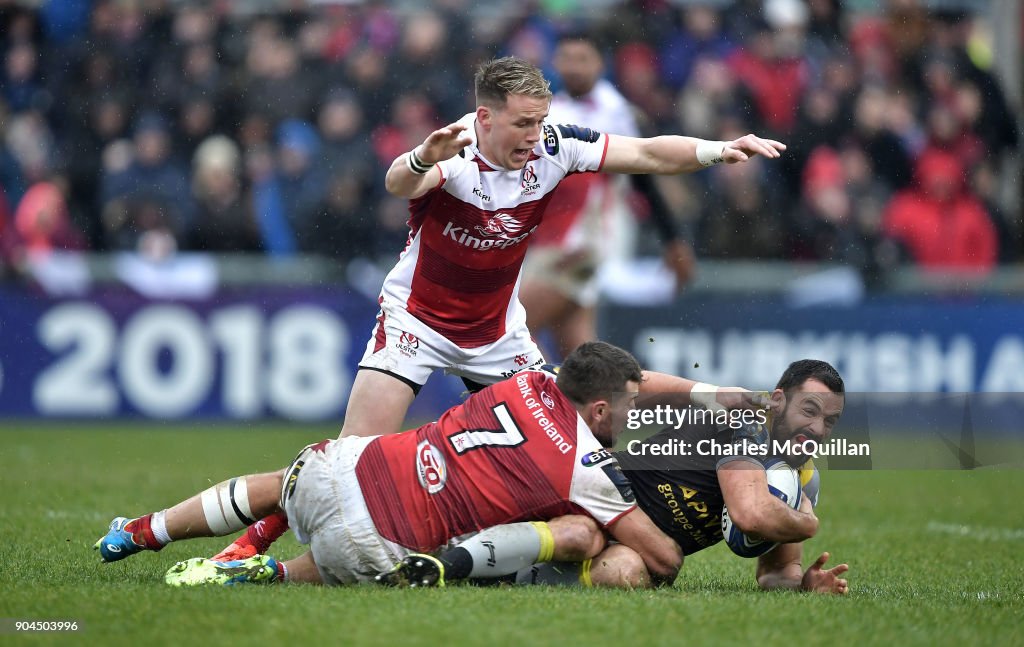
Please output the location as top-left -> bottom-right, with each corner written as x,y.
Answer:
520,164 -> 540,196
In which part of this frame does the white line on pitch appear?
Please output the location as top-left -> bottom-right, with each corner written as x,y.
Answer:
927,521 -> 1024,541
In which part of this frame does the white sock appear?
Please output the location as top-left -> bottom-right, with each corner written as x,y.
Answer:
151,510 -> 172,545
455,522 -> 553,579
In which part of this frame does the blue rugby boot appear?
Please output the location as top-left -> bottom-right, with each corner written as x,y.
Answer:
94,516 -> 150,563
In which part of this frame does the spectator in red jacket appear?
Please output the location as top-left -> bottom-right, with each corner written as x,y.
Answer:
13,181 -> 86,255
882,148 -> 996,272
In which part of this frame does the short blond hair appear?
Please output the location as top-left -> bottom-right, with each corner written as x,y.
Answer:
474,56 -> 552,108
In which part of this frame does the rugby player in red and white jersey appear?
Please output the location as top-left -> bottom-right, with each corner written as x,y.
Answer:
94,342 -> 684,587
210,55 -> 785,562
360,55 -> 783,437
521,33 -> 697,358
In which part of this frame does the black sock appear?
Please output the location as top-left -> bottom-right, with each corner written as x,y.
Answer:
438,547 -> 474,580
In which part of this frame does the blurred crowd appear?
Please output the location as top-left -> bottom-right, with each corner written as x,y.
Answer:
0,0 -> 1019,283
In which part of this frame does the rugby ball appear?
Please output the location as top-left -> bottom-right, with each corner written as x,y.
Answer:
721,458 -> 803,558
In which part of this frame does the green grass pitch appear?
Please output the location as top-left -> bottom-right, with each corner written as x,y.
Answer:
1,424 -> 1022,646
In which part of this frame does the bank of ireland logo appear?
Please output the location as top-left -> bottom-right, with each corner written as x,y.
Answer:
416,440 -> 447,494
475,212 -> 524,238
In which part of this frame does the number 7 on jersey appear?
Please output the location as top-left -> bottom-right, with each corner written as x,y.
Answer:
448,403 -> 527,454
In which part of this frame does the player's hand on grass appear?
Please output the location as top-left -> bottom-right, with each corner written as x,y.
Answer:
801,552 -> 849,595
723,134 -> 786,164
419,123 -> 473,164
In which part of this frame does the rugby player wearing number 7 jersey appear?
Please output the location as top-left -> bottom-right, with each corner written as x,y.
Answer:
95,342 -> 691,586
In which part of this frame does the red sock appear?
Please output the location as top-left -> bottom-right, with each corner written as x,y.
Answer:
275,560 -> 288,583
238,511 -> 289,554
125,514 -> 163,551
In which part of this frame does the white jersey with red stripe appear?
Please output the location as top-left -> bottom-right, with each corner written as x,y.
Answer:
379,112 -> 609,349
533,79 -> 640,252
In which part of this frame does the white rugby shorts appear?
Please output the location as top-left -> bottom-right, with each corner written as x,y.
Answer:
358,301 -> 545,390
281,436 -> 409,585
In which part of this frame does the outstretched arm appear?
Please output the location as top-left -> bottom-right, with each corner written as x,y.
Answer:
385,122 -> 473,199
638,370 -> 769,411
602,133 -> 786,175
757,542 -> 849,594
